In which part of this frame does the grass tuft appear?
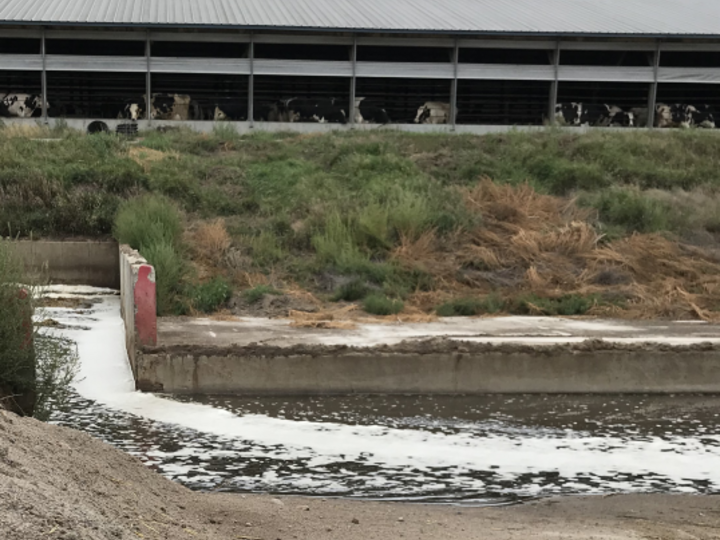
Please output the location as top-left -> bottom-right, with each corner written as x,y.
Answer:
362,293 -> 404,316
244,284 -> 281,304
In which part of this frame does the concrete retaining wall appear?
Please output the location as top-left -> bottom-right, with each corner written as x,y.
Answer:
136,348 -> 720,395
13,240 -> 120,288
119,245 -> 157,375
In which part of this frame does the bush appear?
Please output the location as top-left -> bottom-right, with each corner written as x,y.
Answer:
0,240 -> 35,416
189,277 -> 232,313
244,284 -> 281,304
141,240 -> 187,316
332,279 -> 371,302
512,294 -> 597,316
0,240 -> 79,419
114,194 -> 187,315
436,295 -> 505,317
114,193 -> 183,250
583,188 -> 672,234
362,293 -> 404,316
33,335 -> 79,421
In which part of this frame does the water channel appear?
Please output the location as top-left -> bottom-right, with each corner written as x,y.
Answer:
45,288 -> 720,505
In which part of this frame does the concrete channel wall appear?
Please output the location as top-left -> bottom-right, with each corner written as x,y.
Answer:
136,346 -> 720,395
13,240 -> 120,288
119,245 -> 157,375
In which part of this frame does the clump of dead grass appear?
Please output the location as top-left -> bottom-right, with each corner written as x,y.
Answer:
186,219 -> 232,266
128,146 -> 180,172
391,177 -> 720,321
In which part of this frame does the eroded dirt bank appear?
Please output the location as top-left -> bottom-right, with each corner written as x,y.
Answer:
1,410 -> 719,540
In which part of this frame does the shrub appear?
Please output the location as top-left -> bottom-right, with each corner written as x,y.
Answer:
141,239 -> 187,315
114,193 -> 183,250
362,293 -> 404,316
512,294 -> 596,316
436,295 -> 505,317
332,279 -> 371,302
33,335 -> 79,421
246,231 -> 286,266
244,284 -> 281,304
581,187 -> 673,234
189,277 -> 232,314
0,241 -> 35,416
0,240 -> 79,419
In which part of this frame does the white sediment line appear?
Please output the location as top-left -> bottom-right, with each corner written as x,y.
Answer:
49,289 -> 720,493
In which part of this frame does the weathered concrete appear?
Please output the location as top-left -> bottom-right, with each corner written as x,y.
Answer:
119,245 -> 156,375
13,240 -> 120,288
136,316 -> 720,394
137,347 -> 720,395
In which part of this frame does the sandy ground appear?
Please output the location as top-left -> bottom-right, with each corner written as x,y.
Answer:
1,410 -> 719,540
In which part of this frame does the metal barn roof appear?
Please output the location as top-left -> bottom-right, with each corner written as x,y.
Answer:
0,0 -> 719,36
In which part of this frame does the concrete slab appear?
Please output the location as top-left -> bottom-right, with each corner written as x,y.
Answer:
158,316 -> 720,349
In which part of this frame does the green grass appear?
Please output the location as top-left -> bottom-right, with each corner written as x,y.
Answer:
436,295 -> 505,317
189,277 -> 232,313
243,284 -> 281,304
331,278 -> 372,302
362,293 -> 404,316
4,128 -> 720,316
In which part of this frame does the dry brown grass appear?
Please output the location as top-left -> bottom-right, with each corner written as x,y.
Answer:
128,146 -> 179,172
186,219 -> 232,266
390,177 -> 720,321
1,124 -> 50,138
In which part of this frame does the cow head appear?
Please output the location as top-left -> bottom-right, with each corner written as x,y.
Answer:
124,102 -> 144,120
555,103 -> 582,126
29,95 -> 48,112
214,106 -> 227,121
414,105 -> 430,124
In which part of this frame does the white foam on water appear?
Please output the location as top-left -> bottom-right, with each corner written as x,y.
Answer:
50,292 -> 720,495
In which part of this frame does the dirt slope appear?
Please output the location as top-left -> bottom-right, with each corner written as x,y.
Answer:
1,410 -> 719,540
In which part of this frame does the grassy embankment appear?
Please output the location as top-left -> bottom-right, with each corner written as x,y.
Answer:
2,124 -> 720,320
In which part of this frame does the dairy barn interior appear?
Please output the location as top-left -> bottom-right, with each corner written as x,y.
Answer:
0,0 -> 719,133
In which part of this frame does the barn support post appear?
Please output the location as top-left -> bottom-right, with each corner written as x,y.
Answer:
248,34 -> 254,128
145,32 -> 151,123
647,41 -> 660,128
41,28 -> 48,123
349,35 -> 357,127
548,41 -> 560,125
450,39 -> 459,131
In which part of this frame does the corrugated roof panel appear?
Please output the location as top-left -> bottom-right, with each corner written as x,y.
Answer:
0,0 -> 719,36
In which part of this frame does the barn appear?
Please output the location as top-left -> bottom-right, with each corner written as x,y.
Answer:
0,0 -> 719,132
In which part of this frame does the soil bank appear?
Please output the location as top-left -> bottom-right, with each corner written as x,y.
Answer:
1,410 -> 719,540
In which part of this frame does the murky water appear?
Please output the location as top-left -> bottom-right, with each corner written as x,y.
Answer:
44,289 -> 720,504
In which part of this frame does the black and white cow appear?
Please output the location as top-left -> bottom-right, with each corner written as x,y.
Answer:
655,103 -> 692,129
355,98 -> 390,124
150,94 -> 192,120
119,94 -> 194,121
688,104 -> 716,129
554,102 -> 584,125
280,98 -> 347,124
555,103 -> 633,127
214,101 -> 247,121
0,93 -> 47,118
120,99 -> 145,121
414,102 -> 452,124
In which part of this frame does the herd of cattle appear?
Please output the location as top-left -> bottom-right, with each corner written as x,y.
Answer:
0,91 -> 718,128
554,102 -> 717,128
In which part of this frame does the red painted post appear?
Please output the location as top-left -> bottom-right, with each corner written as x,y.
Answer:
134,264 -> 157,347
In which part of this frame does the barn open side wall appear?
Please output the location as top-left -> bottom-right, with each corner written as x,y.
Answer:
1,28 -> 720,128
